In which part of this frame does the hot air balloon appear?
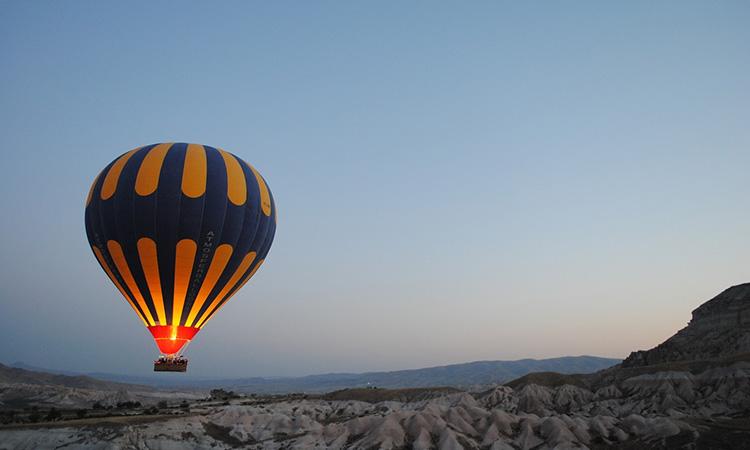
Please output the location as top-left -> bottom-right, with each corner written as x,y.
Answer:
84,143 -> 276,372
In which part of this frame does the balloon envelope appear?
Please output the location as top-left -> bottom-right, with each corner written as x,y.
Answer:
85,143 -> 276,356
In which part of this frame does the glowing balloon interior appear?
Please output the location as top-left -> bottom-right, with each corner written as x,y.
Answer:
85,143 -> 276,365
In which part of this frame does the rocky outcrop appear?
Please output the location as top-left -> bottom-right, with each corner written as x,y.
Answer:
623,283 -> 750,367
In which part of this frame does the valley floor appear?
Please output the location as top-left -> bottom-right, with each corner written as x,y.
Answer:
2,362 -> 750,450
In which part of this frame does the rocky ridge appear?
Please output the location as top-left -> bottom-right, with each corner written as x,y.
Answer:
623,283 -> 750,367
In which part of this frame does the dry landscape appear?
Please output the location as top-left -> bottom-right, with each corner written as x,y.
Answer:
1,283 -> 750,449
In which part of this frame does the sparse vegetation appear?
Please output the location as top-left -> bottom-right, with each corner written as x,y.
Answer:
44,408 -> 61,421
0,410 -> 16,424
504,371 -> 590,390
116,401 -> 142,409
322,386 -> 461,403
209,388 -> 239,401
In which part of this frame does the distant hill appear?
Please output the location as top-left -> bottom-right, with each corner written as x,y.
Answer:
0,362 -> 150,391
7,356 -> 619,393
219,356 -> 620,393
84,355 -> 618,393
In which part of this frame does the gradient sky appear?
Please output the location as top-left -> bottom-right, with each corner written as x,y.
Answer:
1,1 -> 749,377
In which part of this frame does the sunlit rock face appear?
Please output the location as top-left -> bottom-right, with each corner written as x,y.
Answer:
623,283 -> 750,367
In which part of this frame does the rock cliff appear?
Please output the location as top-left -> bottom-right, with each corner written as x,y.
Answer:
623,283 -> 750,367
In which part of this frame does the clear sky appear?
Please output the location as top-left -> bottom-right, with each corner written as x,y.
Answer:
1,1 -> 748,377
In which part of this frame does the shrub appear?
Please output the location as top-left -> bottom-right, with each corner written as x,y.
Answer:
209,389 -> 238,400
0,411 -> 15,424
45,407 -> 62,421
116,401 -> 142,409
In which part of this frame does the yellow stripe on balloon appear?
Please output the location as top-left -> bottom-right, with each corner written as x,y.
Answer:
246,163 -> 271,216
86,171 -> 101,206
184,244 -> 233,327
135,143 -> 172,196
92,246 -> 148,326
172,239 -> 197,326
194,251 -> 256,328
199,259 -> 264,329
100,148 -> 139,200
218,149 -> 247,206
137,238 -> 166,325
107,240 -> 156,326
181,144 -> 207,198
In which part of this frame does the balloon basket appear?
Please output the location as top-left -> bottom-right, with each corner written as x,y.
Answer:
154,356 -> 188,372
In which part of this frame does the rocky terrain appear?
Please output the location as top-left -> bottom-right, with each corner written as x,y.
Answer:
1,365 -> 749,450
1,283 -> 749,449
